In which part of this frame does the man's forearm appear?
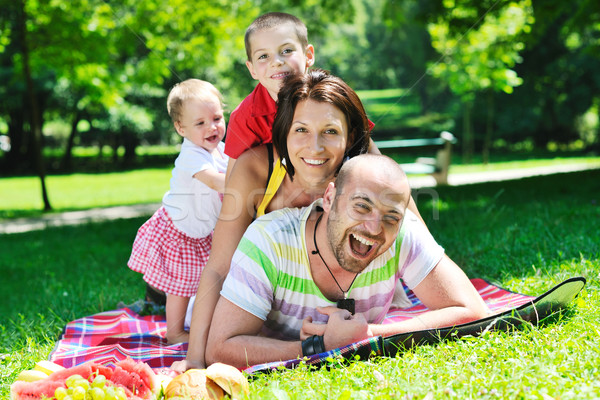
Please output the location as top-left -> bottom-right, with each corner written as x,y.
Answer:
369,305 -> 489,337
206,335 -> 303,370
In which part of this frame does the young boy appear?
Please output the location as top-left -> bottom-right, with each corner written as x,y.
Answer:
224,12 -> 315,175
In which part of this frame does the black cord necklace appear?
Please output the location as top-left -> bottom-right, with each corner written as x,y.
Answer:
312,211 -> 357,314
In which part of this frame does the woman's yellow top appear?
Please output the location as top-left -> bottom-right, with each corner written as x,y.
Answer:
255,158 -> 287,217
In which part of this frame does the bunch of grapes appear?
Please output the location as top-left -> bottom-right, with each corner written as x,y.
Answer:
54,374 -> 129,400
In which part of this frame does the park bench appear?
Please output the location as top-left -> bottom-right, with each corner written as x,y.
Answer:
373,131 -> 457,185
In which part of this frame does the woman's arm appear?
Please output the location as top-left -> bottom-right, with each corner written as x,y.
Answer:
172,147 -> 268,371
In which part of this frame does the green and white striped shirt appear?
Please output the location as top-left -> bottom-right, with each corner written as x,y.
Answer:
221,200 -> 444,340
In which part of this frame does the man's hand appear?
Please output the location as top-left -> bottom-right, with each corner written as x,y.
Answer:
301,307 -> 371,350
170,359 -> 204,373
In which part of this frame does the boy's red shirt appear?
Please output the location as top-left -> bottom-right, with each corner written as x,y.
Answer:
224,83 -> 276,159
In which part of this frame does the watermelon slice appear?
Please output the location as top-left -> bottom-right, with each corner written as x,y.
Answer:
110,358 -> 157,399
46,361 -> 113,381
10,379 -> 64,400
11,362 -> 112,400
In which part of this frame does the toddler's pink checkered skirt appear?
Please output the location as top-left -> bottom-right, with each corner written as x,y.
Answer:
127,206 -> 212,297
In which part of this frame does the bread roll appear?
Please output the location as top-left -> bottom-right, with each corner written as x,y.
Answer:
206,363 -> 250,399
165,369 -> 225,400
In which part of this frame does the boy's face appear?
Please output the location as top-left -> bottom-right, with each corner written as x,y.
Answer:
174,96 -> 225,153
246,23 -> 315,101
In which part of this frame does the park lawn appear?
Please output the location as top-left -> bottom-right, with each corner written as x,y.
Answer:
0,169 -> 171,219
1,155 -> 599,220
448,156 -> 600,172
1,169 -> 599,398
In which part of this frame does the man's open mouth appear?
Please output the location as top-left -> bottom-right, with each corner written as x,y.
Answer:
349,233 -> 375,258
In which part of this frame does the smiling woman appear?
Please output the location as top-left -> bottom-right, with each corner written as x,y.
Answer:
176,69 -> 374,371
283,100 -> 348,189
272,68 -> 370,181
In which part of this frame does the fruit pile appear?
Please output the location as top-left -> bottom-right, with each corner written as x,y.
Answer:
55,373 -> 129,400
11,359 -> 157,400
11,359 -> 250,400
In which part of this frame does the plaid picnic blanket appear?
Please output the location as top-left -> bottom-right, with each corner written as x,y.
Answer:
49,278 -> 533,374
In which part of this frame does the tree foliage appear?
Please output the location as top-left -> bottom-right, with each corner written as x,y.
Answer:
493,0 -> 600,149
0,0 -> 599,192
427,0 -> 534,161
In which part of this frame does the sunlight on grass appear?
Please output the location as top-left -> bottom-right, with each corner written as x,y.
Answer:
357,88 -> 407,100
1,156 -> 599,220
0,169 -> 171,218
450,156 -> 600,174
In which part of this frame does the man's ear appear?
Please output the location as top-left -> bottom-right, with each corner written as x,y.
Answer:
305,44 -> 315,68
322,181 -> 336,213
246,60 -> 259,80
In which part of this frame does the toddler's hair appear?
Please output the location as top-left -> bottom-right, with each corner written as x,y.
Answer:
245,12 -> 308,61
167,79 -> 223,123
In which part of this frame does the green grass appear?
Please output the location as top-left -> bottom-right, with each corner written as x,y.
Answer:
357,88 -> 438,132
1,169 -> 599,398
357,88 -> 408,100
0,169 -> 170,219
0,217 -> 147,394
448,156 -> 600,173
2,154 -> 599,220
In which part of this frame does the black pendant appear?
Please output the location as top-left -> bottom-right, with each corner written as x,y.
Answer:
337,298 -> 355,314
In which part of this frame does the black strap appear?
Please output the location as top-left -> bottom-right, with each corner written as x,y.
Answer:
266,142 -> 274,188
301,335 -> 326,357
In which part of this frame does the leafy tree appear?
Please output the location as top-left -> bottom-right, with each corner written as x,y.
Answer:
493,0 -> 600,149
0,1 -> 255,167
427,0 -> 534,162
15,0 -> 51,210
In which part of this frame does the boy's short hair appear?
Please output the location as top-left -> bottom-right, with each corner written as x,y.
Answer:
245,12 -> 308,61
167,79 -> 223,123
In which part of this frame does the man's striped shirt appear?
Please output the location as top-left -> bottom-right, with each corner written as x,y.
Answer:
221,200 -> 444,340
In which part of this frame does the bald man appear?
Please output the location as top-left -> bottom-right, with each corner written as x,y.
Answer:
206,155 -> 488,368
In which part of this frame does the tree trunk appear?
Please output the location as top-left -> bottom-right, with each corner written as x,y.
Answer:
18,0 -> 51,211
462,101 -> 474,164
122,131 -> 139,167
4,110 -> 26,172
62,109 -> 81,171
482,91 -> 494,165
417,76 -> 430,114
112,133 -> 120,165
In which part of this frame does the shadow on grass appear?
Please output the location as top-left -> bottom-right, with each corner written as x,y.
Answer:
0,217 -> 149,351
415,169 -> 600,281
